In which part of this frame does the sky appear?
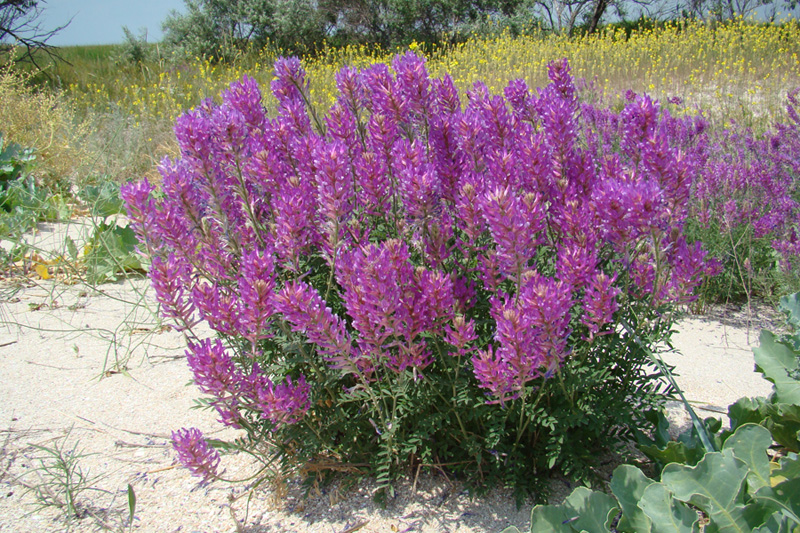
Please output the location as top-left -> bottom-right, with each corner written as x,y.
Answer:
39,0 -> 187,46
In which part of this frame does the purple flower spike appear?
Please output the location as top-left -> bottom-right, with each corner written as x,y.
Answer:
335,65 -> 366,112
171,427 -> 221,483
238,249 -> 277,342
445,315 -> 478,357
481,187 -> 544,280
275,280 -> 354,370
271,57 -> 307,106
149,254 -> 197,331
186,338 -> 241,397
392,51 -> 431,117
582,272 -> 621,338
472,347 -> 518,405
221,75 -> 265,130
256,375 -> 311,427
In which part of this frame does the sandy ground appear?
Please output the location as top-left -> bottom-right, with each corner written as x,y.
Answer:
0,221 -> 780,533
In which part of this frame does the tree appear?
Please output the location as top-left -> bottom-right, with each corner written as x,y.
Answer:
162,0 -> 532,59
0,1 -> 68,68
161,0 -> 327,60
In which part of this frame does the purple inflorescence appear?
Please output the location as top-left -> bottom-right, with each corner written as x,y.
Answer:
171,427 -> 221,483
126,54 -> 733,415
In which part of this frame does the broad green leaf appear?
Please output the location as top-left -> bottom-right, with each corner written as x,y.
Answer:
639,441 -> 704,468
610,464 -> 655,533
640,409 -> 673,449
661,450 -> 749,532
722,424 -> 772,492
753,479 -> 800,528
764,404 -> 800,452
752,513 -> 795,533
85,223 -> 143,283
638,482 -> 699,533
771,452 -> 800,486
771,477 -> 800,524
563,486 -> 618,532
753,330 -> 800,405
780,293 -> 800,329
529,504 -> 576,533
727,397 -> 768,432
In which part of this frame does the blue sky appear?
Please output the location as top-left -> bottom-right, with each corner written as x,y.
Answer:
40,0 -> 186,46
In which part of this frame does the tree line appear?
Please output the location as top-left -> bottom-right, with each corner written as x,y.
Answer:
157,0 -> 798,60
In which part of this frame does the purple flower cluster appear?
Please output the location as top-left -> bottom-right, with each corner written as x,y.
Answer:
185,338 -> 310,428
690,93 -> 800,271
171,427 -> 221,483
124,53 -> 717,430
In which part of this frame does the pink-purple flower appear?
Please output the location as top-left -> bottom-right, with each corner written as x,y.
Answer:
171,427 -> 221,483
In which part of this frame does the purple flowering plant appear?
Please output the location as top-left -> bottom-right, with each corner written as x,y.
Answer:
580,87 -> 800,304
686,90 -> 800,303
124,54 -> 717,498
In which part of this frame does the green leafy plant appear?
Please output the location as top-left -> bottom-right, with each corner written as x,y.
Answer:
639,291 -> 800,470
505,424 -> 800,532
727,292 -> 800,453
0,135 -> 73,238
78,181 -> 127,219
82,221 -> 144,284
0,133 -> 36,188
508,292 -> 800,532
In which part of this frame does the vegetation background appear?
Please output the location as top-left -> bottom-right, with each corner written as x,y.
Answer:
1,0 -> 800,530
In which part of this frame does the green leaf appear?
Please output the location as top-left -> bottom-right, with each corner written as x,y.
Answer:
638,482 -> 699,533
563,486 -> 619,532
528,487 -> 619,533
753,330 -> 800,405
529,504 -> 575,533
609,464 -> 655,533
127,483 -> 136,531
771,452 -> 800,485
752,513 -> 795,533
640,409 -> 674,449
780,293 -> 800,329
80,182 -> 126,218
722,424 -> 772,492
728,397 -> 769,433
65,236 -> 79,261
639,441 -> 705,468
763,404 -> 800,452
85,223 -> 143,283
660,450 -> 749,532
753,479 -> 800,528
771,477 -> 800,524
